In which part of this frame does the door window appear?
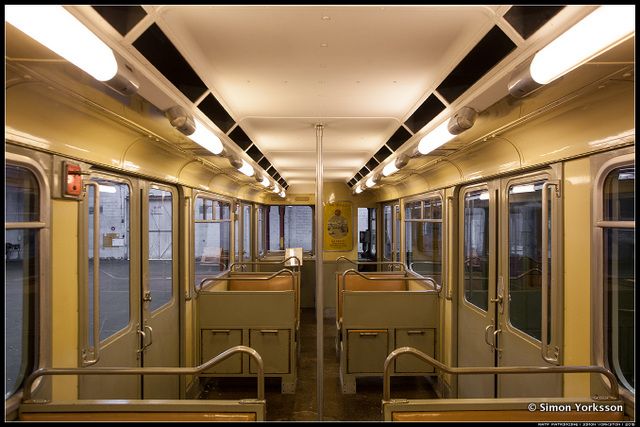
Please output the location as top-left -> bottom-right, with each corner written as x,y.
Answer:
148,187 -> 173,311
463,189 -> 490,311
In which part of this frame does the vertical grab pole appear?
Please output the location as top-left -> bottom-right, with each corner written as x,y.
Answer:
541,181 -> 560,364
84,182 -> 101,366
315,123 -> 324,420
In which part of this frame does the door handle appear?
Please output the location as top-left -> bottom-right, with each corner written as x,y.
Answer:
484,324 -> 495,349
144,324 -> 153,349
136,326 -> 147,354
83,182 -> 101,366
493,329 -> 503,353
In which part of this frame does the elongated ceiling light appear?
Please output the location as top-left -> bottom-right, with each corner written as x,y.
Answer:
417,121 -> 455,155
509,5 -> 635,97
365,174 -> 379,188
229,158 -> 254,177
258,175 -> 271,188
6,5 -> 118,82
530,5 -> 634,85
382,155 -> 409,177
354,185 -> 363,194
272,183 -> 281,194
189,119 -> 224,155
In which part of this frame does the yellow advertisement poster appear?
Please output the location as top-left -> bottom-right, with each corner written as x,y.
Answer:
323,201 -> 353,251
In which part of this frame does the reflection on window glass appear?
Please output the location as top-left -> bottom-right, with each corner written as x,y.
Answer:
266,205 -> 313,252
88,180 -> 131,343
257,206 -> 264,257
603,166 -> 635,392
507,181 -> 545,340
394,205 -> 400,262
243,204 -> 251,261
357,208 -> 376,260
463,190 -> 489,311
383,205 -> 392,261
194,196 -> 231,287
148,188 -> 173,311
5,163 -> 39,399
406,196 -> 442,283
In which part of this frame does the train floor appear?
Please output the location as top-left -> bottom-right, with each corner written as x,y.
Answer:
200,308 -> 436,421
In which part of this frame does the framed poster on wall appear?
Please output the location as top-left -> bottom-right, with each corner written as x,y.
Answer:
323,201 -> 353,251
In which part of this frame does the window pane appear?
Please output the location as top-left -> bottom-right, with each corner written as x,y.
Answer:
5,164 -> 39,222
257,206 -> 264,257
88,180 -> 131,343
148,188 -> 173,311
5,228 -> 38,399
604,167 -> 635,221
234,204 -> 239,261
383,205 -> 392,261
424,197 -> 442,220
508,181 -> 544,340
194,221 -> 230,286
406,221 -> 442,283
394,205 -> 400,262
370,208 -> 377,257
243,205 -> 252,261
463,190 -> 490,311
605,228 -> 635,392
405,201 -> 421,220
267,205 -> 313,252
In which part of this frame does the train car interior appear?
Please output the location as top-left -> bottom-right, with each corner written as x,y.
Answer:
4,4 -> 636,422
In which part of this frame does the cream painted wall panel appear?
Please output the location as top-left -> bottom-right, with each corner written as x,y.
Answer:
123,137 -> 190,183
51,199 -> 79,400
562,158 -> 592,397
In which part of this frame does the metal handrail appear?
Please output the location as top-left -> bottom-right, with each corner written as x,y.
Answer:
23,345 -> 265,402
542,180 -> 561,365
84,182 -> 100,367
382,347 -> 619,401
198,268 -> 296,295
229,255 -> 302,271
336,256 -> 406,271
340,269 -> 440,293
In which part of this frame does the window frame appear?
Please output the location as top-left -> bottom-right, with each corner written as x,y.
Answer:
262,204 -> 315,257
191,191 -> 233,294
592,152 -> 635,404
404,190 -> 444,281
4,150 -> 51,413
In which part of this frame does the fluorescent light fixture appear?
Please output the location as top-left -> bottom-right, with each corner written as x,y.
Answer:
98,184 -> 117,194
530,6 -> 634,85
418,121 -> 455,155
510,184 -> 536,194
260,176 -> 271,187
272,184 -> 281,194
354,185 -> 363,194
279,190 -> 286,198
365,175 -> 379,188
382,154 -> 409,177
6,5 -> 118,82
189,119 -> 224,155
236,160 -> 254,177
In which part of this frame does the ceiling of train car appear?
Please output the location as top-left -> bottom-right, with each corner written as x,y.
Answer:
9,5 -> 630,193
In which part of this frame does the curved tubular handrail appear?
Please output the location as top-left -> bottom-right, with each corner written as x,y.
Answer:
197,268 -> 295,295
335,256 -> 406,271
382,347 -> 619,402
23,345 -> 265,403
340,269 -> 440,293
229,256 -> 302,271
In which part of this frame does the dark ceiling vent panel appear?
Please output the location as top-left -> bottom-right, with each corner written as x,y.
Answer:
93,6 -> 147,37
504,6 -> 564,40
133,23 -> 208,102
266,166 -> 275,176
246,145 -> 263,162
258,157 -> 271,171
228,126 -> 253,150
436,25 -> 516,103
355,172 -> 364,180
198,94 -> 236,134
278,178 -> 286,187
349,178 -> 357,187
373,145 -> 393,163
272,172 -> 281,181
366,157 -> 379,172
404,95 -> 447,134
359,166 -> 370,177
385,126 -> 412,151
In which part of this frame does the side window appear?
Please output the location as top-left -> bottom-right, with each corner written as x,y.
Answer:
5,163 -> 41,399
601,166 -> 634,392
405,194 -> 443,283
462,189 -> 489,311
194,195 -> 231,288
